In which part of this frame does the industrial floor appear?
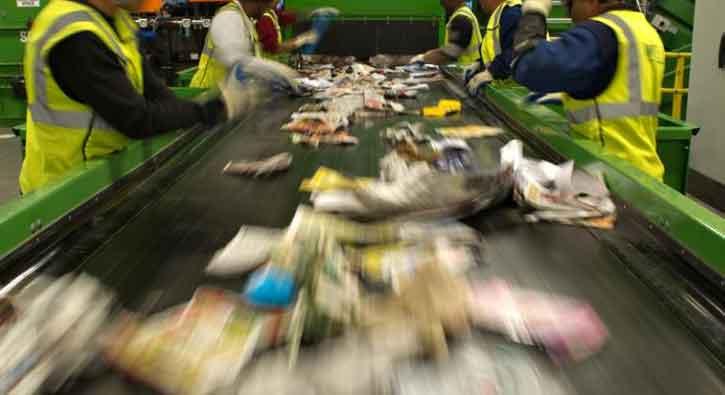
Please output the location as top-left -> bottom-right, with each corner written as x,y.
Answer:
0,129 -> 21,204
19,80 -> 721,394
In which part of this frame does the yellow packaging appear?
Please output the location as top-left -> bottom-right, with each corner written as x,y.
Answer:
299,167 -> 373,192
423,106 -> 447,118
437,99 -> 461,113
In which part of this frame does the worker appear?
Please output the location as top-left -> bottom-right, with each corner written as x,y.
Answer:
410,0 -> 483,66
19,0 -> 254,194
511,0 -> 665,180
190,0 -> 299,91
256,0 -> 319,61
464,0 -> 523,94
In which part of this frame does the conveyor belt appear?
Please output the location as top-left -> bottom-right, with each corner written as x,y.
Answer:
22,80 -> 725,394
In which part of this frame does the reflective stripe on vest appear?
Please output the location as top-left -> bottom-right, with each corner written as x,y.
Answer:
30,11 -> 121,131
560,10 -> 665,180
445,6 -> 483,66
265,10 -> 282,45
190,1 -> 260,88
21,1 -> 143,193
564,13 -> 658,124
262,10 -> 286,61
482,0 -> 522,65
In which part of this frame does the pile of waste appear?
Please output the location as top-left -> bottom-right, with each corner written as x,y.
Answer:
501,140 -> 617,228
281,60 -> 445,148
0,56 -> 620,394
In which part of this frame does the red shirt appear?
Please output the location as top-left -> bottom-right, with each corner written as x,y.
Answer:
256,10 -> 297,54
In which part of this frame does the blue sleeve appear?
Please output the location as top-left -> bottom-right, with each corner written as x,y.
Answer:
513,21 -> 618,99
488,5 -> 521,80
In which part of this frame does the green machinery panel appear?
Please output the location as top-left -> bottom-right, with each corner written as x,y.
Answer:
0,0 -> 40,75
285,0 -> 443,18
0,0 -> 41,126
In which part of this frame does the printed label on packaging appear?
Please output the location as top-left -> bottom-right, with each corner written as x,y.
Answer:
17,0 -> 40,7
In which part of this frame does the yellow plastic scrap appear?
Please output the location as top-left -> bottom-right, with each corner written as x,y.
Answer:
437,99 -> 461,113
422,106 -> 447,118
423,99 -> 462,118
299,167 -> 373,192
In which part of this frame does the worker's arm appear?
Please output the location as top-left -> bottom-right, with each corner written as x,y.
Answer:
209,10 -> 255,68
141,60 -> 181,102
488,5 -> 522,80
512,21 -> 618,99
418,15 -> 473,65
276,9 -> 297,26
211,10 -> 298,89
48,32 -> 222,139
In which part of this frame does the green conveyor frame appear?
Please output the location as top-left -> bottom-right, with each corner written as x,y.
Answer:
468,80 -> 723,276
0,75 -> 723,282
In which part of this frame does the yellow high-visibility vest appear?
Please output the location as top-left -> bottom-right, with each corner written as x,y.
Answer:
190,0 -> 261,88
444,5 -> 483,66
481,0 -> 522,66
562,10 -> 665,180
20,0 -> 143,194
263,9 -> 282,49
261,9 -> 289,63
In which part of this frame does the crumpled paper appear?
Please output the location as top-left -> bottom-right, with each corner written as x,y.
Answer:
311,166 -> 512,220
223,152 -> 292,177
501,140 -> 616,228
0,274 -> 114,394
467,278 -> 609,364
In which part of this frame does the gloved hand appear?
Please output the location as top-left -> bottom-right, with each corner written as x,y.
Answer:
309,7 -> 341,18
199,96 -> 227,125
524,92 -> 564,105
244,58 -> 302,95
409,53 -> 426,65
466,69 -> 493,95
289,30 -> 319,49
463,62 -> 482,84
218,71 -> 261,120
300,8 -> 339,55
522,0 -> 553,16
513,0 -> 552,61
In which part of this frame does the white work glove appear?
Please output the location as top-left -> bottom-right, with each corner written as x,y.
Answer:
463,61 -> 483,83
522,0 -> 553,17
290,30 -> 319,48
409,53 -> 426,64
219,68 -> 261,120
309,7 -> 341,18
466,69 -> 493,95
524,92 -> 564,105
244,58 -> 302,95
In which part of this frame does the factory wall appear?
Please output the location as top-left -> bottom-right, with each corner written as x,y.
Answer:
285,0 -> 444,17
687,0 -> 725,184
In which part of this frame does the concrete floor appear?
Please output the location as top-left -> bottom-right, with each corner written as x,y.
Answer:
0,128 -> 22,205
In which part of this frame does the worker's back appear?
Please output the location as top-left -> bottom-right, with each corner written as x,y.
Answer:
20,0 -> 142,194
561,10 -> 665,180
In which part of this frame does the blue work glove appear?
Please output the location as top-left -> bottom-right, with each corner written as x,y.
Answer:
300,7 -> 340,54
466,69 -> 493,95
463,61 -> 483,84
524,92 -> 564,105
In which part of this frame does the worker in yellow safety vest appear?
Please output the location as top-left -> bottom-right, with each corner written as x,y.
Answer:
510,0 -> 666,180
19,0 -> 255,194
410,0 -> 483,66
464,0 -> 523,94
190,0 -> 300,91
256,1 -> 320,62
